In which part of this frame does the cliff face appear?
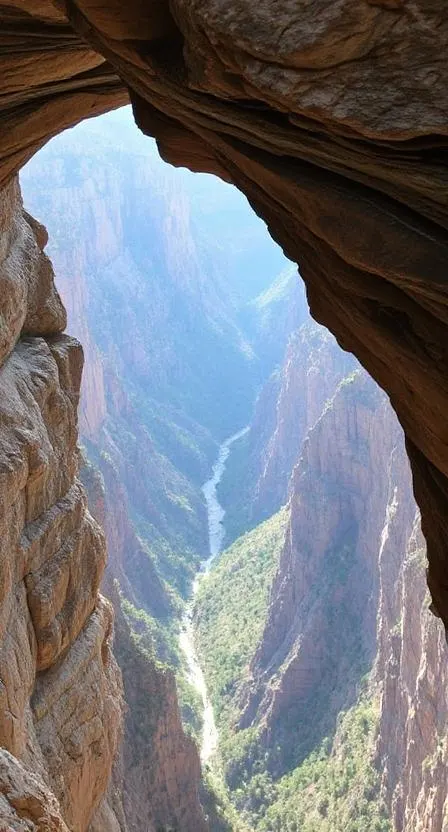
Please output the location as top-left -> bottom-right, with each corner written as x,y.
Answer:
219,316 -> 448,827
250,321 -> 356,525
374,470 -> 448,831
83,466 -> 209,832
0,178 -> 123,830
240,372 -> 399,764
114,606 -> 208,832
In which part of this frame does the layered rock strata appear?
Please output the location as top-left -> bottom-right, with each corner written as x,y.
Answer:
0,178 -> 123,829
82,465 -> 210,832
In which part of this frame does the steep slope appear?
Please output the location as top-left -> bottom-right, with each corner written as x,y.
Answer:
81,447 -> 208,832
21,107 -> 294,607
197,319 -> 448,830
220,319 -> 356,541
0,178 -> 124,830
374,496 -> 448,831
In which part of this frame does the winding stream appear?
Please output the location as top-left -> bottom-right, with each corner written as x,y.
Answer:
179,426 -> 249,764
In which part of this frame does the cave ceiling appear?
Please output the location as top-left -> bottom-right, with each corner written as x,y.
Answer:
1,0 -> 448,626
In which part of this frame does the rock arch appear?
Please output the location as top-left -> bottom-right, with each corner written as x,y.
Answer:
2,2 -> 448,624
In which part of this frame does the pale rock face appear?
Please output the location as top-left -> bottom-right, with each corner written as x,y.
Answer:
0,750 -> 70,831
0,178 -> 123,831
239,372 -> 398,746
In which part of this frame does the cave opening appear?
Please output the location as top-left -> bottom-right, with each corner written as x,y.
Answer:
1,4 -> 448,829
9,103 -> 444,832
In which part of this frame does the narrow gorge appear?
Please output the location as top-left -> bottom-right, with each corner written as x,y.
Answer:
1,2 -> 448,831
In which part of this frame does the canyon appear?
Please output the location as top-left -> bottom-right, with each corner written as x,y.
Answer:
0,2 -> 448,831
197,317 -> 448,831
15,108 -> 298,830
1,0 -> 448,637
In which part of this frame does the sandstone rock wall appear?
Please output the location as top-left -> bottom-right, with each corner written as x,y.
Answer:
236,322 -> 448,827
375,462 -> 448,831
0,178 -> 123,830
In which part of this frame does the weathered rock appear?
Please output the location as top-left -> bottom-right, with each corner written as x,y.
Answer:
0,178 -> 123,831
113,602 -> 208,832
0,750 -> 69,832
0,178 -> 66,367
374,476 -> 448,831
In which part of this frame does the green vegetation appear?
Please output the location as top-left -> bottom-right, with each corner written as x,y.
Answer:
196,507 -> 289,725
121,597 -> 179,667
258,697 -> 391,832
121,595 -> 203,740
200,769 -> 253,832
195,506 -> 391,831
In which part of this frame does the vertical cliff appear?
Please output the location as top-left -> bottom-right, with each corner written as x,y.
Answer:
198,313 -> 448,829
240,372 -> 398,764
0,178 -> 123,830
218,318 -> 357,543
82,464 -> 209,832
374,471 -> 448,831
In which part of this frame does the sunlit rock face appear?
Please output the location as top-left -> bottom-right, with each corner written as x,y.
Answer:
0,178 -> 124,830
1,0 -> 447,628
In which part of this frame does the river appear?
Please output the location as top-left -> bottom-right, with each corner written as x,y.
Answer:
179,425 -> 249,764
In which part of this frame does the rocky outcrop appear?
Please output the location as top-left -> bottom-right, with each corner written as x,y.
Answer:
0,178 -> 123,829
112,603 -> 208,832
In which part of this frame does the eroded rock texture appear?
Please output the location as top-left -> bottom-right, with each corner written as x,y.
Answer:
0,0 -> 447,626
0,179 -> 123,830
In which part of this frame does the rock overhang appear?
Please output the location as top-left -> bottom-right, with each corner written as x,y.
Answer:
1,0 -> 448,629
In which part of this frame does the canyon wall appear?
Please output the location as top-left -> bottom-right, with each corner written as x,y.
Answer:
0,178 -> 123,829
0,154 -> 209,829
200,316 -> 448,829
240,370 -> 398,764
18,109 -> 294,832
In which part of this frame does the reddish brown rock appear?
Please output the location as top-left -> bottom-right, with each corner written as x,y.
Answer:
0,178 -> 123,831
113,604 -> 208,832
